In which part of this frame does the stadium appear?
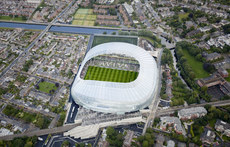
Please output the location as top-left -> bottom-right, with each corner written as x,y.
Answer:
71,42 -> 158,114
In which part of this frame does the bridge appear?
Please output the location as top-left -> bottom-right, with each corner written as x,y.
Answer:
0,123 -> 81,140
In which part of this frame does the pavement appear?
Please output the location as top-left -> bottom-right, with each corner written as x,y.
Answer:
142,48 -> 164,135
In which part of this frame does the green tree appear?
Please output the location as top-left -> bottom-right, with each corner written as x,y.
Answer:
142,140 -> 149,147
61,140 -> 69,147
24,141 -> 33,147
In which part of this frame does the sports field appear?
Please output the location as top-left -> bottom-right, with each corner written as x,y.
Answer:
84,66 -> 139,83
72,8 -> 96,26
92,36 -> 138,47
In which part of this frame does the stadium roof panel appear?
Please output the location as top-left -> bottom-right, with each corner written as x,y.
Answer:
71,42 -> 158,113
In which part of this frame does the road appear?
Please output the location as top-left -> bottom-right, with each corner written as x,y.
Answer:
142,48 -> 164,135
156,99 -> 230,116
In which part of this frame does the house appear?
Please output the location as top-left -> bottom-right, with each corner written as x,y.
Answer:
160,117 -> 186,135
203,52 -> 222,61
178,107 -> 207,120
215,119 -> 230,137
218,68 -> 228,78
123,2 -> 134,16
185,21 -> 197,29
0,128 -> 13,137
197,17 -> 207,24
167,140 -> 175,147
197,74 -> 230,96
197,74 -> 225,88
186,29 -> 201,38
199,26 -> 212,32
201,128 -> 216,145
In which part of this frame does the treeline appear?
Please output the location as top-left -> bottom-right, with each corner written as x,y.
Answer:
161,49 -> 173,66
0,136 -> 37,147
175,41 -> 203,89
3,105 -> 51,129
161,49 -> 196,105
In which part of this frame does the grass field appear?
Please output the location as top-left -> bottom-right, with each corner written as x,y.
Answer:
92,36 -> 138,47
84,66 -> 138,83
72,8 -> 96,26
182,49 -> 209,78
38,81 -> 57,94
0,16 -> 26,22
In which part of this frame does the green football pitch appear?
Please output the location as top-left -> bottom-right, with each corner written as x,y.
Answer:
92,36 -> 138,47
84,66 -> 138,83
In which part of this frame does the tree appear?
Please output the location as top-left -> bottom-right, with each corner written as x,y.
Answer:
106,127 -> 124,146
22,16 -> 27,20
142,140 -> 149,147
36,116 -> 44,128
222,24 -> 230,34
109,8 -> 117,15
35,85 -> 39,89
61,140 -> 69,147
55,83 -> 59,87
203,63 -> 215,73
24,141 -> 33,147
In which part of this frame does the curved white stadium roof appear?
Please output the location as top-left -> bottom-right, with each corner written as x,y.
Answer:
71,42 -> 158,113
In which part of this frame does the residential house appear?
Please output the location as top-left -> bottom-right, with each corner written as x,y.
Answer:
215,119 -> 230,137
178,107 -> 207,120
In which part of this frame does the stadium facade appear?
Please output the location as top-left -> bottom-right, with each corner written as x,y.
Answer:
71,42 -> 158,114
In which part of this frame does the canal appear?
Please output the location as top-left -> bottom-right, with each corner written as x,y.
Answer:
0,22 -> 118,35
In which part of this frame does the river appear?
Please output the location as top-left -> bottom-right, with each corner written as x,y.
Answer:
0,22 -> 118,35
170,49 -> 191,90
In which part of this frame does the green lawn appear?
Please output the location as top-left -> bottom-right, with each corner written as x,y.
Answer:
84,66 -> 138,83
225,69 -> 230,82
182,49 -> 209,78
0,16 -> 26,22
92,36 -> 138,47
38,81 -> 57,94
178,13 -> 189,22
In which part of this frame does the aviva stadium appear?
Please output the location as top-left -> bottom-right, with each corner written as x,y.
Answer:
71,42 -> 158,114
